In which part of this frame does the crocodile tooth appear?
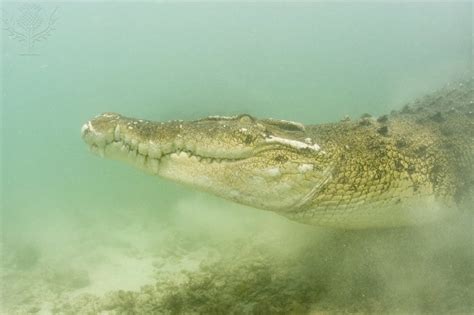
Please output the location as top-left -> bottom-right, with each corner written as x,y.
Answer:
185,142 -> 196,152
178,151 -> 189,158
148,144 -> 162,158
105,142 -> 120,156
161,143 -> 174,154
136,154 -> 146,167
128,149 -> 137,160
114,125 -> 121,140
174,138 -> 184,149
148,158 -> 159,174
120,144 -> 128,154
123,134 -> 131,146
138,143 -> 148,155
98,147 -> 105,157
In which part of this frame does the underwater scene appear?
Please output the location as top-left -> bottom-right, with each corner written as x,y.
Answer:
1,2 -> 473,314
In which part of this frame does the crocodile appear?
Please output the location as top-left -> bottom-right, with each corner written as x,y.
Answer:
81,79 -> 473,229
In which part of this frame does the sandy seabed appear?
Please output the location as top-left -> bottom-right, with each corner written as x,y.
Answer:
2,199 -> 473,315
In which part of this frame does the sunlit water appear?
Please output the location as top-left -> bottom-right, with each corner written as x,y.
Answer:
1,2 -> 472,314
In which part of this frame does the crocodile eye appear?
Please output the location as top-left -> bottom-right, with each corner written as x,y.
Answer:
262,119 -> 305,132
238,114 -> 254,123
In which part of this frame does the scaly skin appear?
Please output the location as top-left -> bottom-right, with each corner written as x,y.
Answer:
81,79 -> 473,228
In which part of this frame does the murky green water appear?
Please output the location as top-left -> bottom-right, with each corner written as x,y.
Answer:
1,2 -> 472,314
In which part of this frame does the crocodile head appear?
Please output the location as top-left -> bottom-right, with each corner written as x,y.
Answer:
81,113 -> 333,212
